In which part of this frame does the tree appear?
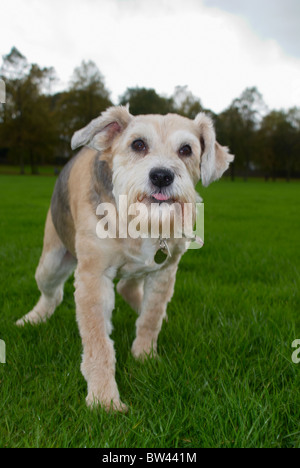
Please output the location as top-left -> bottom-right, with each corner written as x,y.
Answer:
0,47 -> 57,173
54,60 -> 112,159
69,60 -> 111,125
119,87 -> 173,115
287,107 -> 300,177
258,109 -> 300,181
220,87 -> 267,180
215,106 -> 244,181
171,85 -> 203,119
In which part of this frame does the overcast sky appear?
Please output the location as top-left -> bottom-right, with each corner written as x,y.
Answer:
1,0 -> 300,114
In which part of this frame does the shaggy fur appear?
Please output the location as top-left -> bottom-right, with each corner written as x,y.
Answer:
16,106 -> 234,412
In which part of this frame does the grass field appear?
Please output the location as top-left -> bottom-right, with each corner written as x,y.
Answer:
0,174 -> 299,448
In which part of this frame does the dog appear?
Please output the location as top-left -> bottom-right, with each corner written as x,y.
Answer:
16,106 -> 234,411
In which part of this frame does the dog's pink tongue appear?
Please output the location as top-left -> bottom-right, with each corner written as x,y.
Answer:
152,193 -> 169,201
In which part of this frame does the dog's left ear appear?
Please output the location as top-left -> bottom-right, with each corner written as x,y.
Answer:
194,113 -> 234,187
71,105 -> 133,151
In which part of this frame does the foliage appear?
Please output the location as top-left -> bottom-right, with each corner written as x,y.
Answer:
0,47 -> 57,173
0,47 -> 299,179
171,85 -> 204,119
54,60 -> 112,160
119,87 -> 173,115
257,109 -> 300,180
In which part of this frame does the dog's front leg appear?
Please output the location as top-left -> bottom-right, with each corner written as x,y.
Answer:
132,255 -> 181,359
74,249 -> 126,412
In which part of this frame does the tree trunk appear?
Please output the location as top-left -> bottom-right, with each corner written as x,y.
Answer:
29,150 -> 39,175
19,151 -> 25,174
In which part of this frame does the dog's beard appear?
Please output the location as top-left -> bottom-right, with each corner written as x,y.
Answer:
113,166 -> 196,239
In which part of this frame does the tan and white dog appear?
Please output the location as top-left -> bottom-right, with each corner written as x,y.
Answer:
17,106 -> 233,411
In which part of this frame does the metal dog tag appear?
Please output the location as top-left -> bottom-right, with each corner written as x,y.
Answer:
154,248 -> 168,264
154,238 -> 171,264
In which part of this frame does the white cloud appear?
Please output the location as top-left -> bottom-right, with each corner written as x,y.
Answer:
1,0 -> 300,113
204,0 -> 300,58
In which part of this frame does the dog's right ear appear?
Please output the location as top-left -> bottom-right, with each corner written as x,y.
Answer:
194,112 -> 234,187
71,106 -> 133,151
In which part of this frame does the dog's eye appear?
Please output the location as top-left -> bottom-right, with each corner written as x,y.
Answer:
179,144 -> 192,157
131,139 -> 147,152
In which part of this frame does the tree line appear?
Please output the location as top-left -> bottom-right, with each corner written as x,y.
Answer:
0,46 -> 299,180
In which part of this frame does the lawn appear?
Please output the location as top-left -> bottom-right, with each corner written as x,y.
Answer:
0,175 -> 299,448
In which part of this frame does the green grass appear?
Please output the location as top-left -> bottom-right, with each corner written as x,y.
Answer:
0,175 -> 300,448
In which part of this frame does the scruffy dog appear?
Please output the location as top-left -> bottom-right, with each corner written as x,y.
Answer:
17,106 -> 233,411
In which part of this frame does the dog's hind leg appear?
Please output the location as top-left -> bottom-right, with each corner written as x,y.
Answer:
116,278 -> 144,314
16,210 -> 77,326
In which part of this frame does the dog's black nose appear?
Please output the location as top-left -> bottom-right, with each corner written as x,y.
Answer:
149,168 -> 174,188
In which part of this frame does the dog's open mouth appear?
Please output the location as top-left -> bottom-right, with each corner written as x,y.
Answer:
137,193 -> 178,204
151,193 -> 174,204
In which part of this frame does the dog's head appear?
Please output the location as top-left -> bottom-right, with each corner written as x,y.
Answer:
71,106 -> 234,236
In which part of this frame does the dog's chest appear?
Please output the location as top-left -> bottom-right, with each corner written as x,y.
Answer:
117,238 -> 172,279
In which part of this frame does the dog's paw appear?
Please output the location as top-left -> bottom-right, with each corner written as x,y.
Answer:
131,338 -> 158,361
16,311 -> 41,326
16,318 -> 26,327
86,393 -> 128,413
